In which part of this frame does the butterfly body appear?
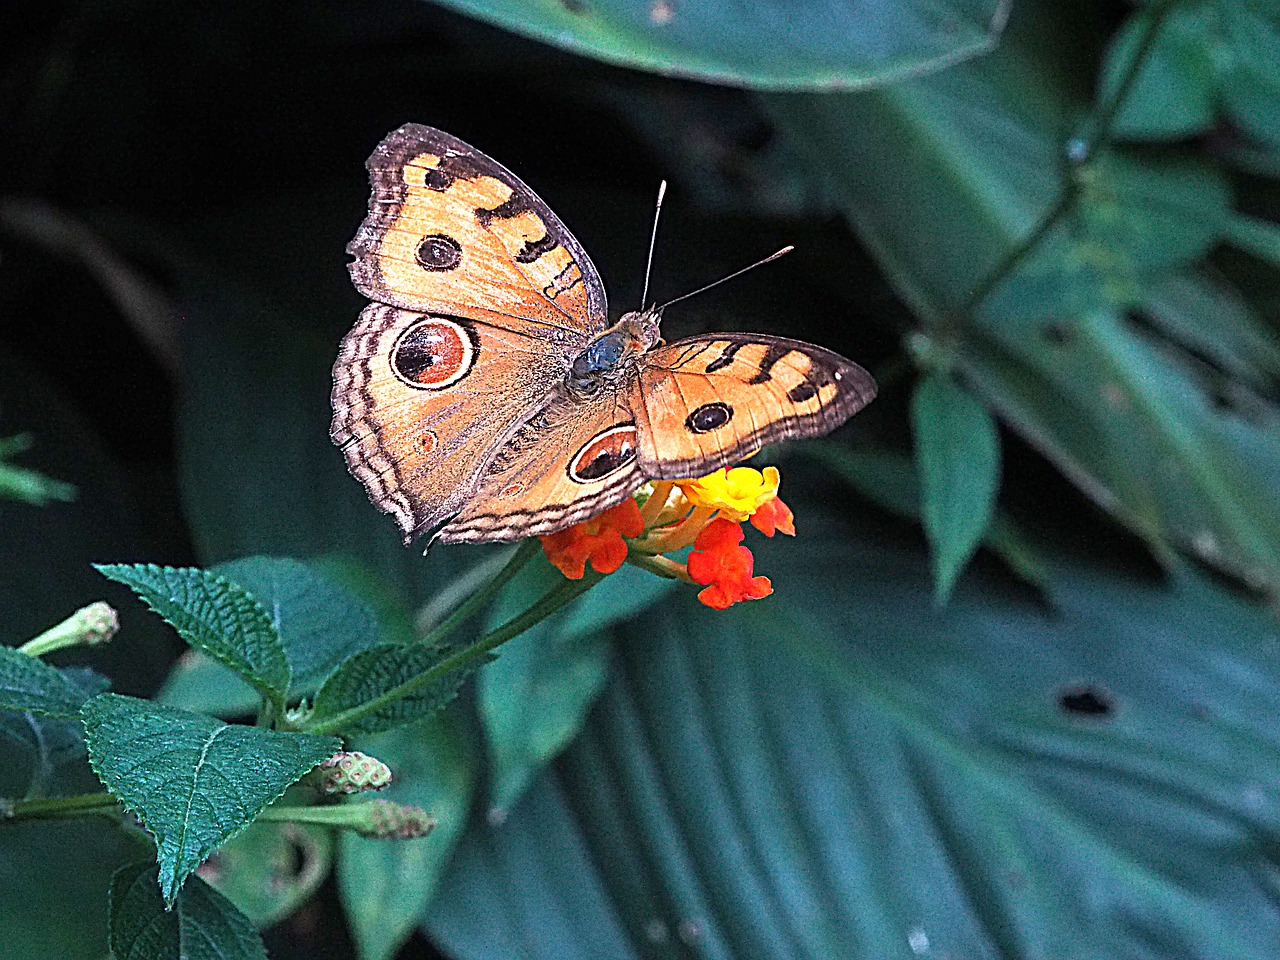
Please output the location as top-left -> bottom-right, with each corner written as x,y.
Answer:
332,124 -> 876,545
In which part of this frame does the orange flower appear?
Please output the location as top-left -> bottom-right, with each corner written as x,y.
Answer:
685,518 -> 773,610
749,495 -> 795,537
540,499 -> 645,579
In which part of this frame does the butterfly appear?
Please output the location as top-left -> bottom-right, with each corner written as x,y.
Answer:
331,123 -> 876,545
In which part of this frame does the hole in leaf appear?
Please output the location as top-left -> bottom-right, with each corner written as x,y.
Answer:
1058,684 -> 1113,717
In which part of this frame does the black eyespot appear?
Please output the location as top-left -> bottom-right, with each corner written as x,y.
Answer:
415,234 -> 462,272
686,402 -> 732,434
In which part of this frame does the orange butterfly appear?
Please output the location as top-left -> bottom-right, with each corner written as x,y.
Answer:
331,124 -> 876,545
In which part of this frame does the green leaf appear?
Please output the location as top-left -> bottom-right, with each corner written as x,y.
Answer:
157,651 -> 261,718
95,564 -> 291,710
0,666 -> 109,799
338,712 -> 477,960
309,643 -> 473,736
1099,3 -> 1216,141
911,373 -> 1001,601
0,646 -> 95,718
202,822 -> 333,929
425,515 -> 1280,960
428,0 -> 1011,91
768,3 -> 1280,591
109,861 -> 266,960
0,433 -> 76,504
213,556 -> 383,692
480,557 -> 676,814
83,694 -> 338,905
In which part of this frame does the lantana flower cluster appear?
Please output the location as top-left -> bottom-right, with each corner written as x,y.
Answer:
539,466 -> 795,610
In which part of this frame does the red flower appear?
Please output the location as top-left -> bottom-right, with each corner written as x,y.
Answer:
749,495 -> 795,537
540,498 -> 645,579
686,518 -> 773,610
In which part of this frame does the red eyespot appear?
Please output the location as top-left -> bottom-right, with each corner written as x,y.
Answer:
569,424 -> 638,483
391,318 -> 475,389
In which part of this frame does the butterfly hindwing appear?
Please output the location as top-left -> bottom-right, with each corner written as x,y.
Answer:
348,123 -> 608,344
628,333 -> 877,479
439,379 -> 643,543
330,304 -> 572,542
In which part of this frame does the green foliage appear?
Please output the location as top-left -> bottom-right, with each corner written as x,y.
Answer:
308,643 -> 476,736
338,714 -> 476,960
480,557 -> 675,812
0,433 -> 75,505
429,0 -> 1011,90
203,823 -> 333,929
910,372 -> 1002,599
0,647 -> 97,719
426,518 -> 1280,960
96,565 -> 292,712
109,861 -> 267,960
83,694 -> 338,905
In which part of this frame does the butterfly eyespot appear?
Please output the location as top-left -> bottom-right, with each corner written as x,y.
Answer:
415,431 -> 437,454
415,234 -> 462,272
569,424 -> 638,484
499,483 -> 523,498
391,317 -> 476,390
685,402 -> 733,434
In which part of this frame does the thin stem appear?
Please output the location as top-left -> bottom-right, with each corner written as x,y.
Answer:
418,539 -> 539,649
639,481 -> 675,527
628,552 -> 697,584
954,0 -> 1182,322
304,571 -> 602,736
4,790 -> 119,822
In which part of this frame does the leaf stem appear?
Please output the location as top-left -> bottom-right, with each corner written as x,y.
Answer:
304,570 -> 602,736
417,539 -> 540,648
955,0 -> 1183,321
3,790 -> 119,822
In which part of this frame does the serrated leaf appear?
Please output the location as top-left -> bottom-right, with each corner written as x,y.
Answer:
83,694 -> 338,905
0,666 -> 111,798
213,556 -> 382,692
339,713 -> 476,960
96,564 -> 291,710
0,647 -> 94,718
309,643 -> 474,736
109,861 -> 266,960
911,373 -> 1001,601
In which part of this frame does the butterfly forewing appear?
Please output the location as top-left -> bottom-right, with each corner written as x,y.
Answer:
629,334 -> 876,479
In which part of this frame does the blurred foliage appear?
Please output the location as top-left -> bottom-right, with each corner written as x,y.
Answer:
2,0 -> 1279,958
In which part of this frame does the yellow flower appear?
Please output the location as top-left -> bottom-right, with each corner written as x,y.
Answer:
676,466 -> 782,523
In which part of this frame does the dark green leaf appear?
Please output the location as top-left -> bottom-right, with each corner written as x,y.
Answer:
429,0 -> 1011,91
0,666 -> 110,799
157,651 -> 261,718
109,861 -> 266,960
426,517 -> 1280,960
480,557 -> 675,813
203,823 -> 333,929
768,3 -> 1280,591
309,643 -> 472,736
911,373 -> 1001,601
83,694 -> 338,905
0,646 -> 94,718
213,556 -> 382,693
339,712 -> 476,960
95,564 -> 291,709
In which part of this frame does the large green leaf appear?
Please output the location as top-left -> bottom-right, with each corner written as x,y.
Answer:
768,2 -> 1280,592
83,694 -> 339,905
338,712 -> 477,960
428,0 -> 1011,91
0,646 -> 97,719
424,513 -> 1280,959
479,557 -> 676,813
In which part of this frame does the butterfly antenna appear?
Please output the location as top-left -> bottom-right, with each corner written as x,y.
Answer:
656,246 -> 794,312
640,180 -> 667,310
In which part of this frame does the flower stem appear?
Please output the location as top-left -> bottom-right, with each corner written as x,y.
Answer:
639,481 -> 675,527
417,539 -> 540,648
3,790 -> 119,823
628,552 -> 697,584
303,570 -> 602,736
